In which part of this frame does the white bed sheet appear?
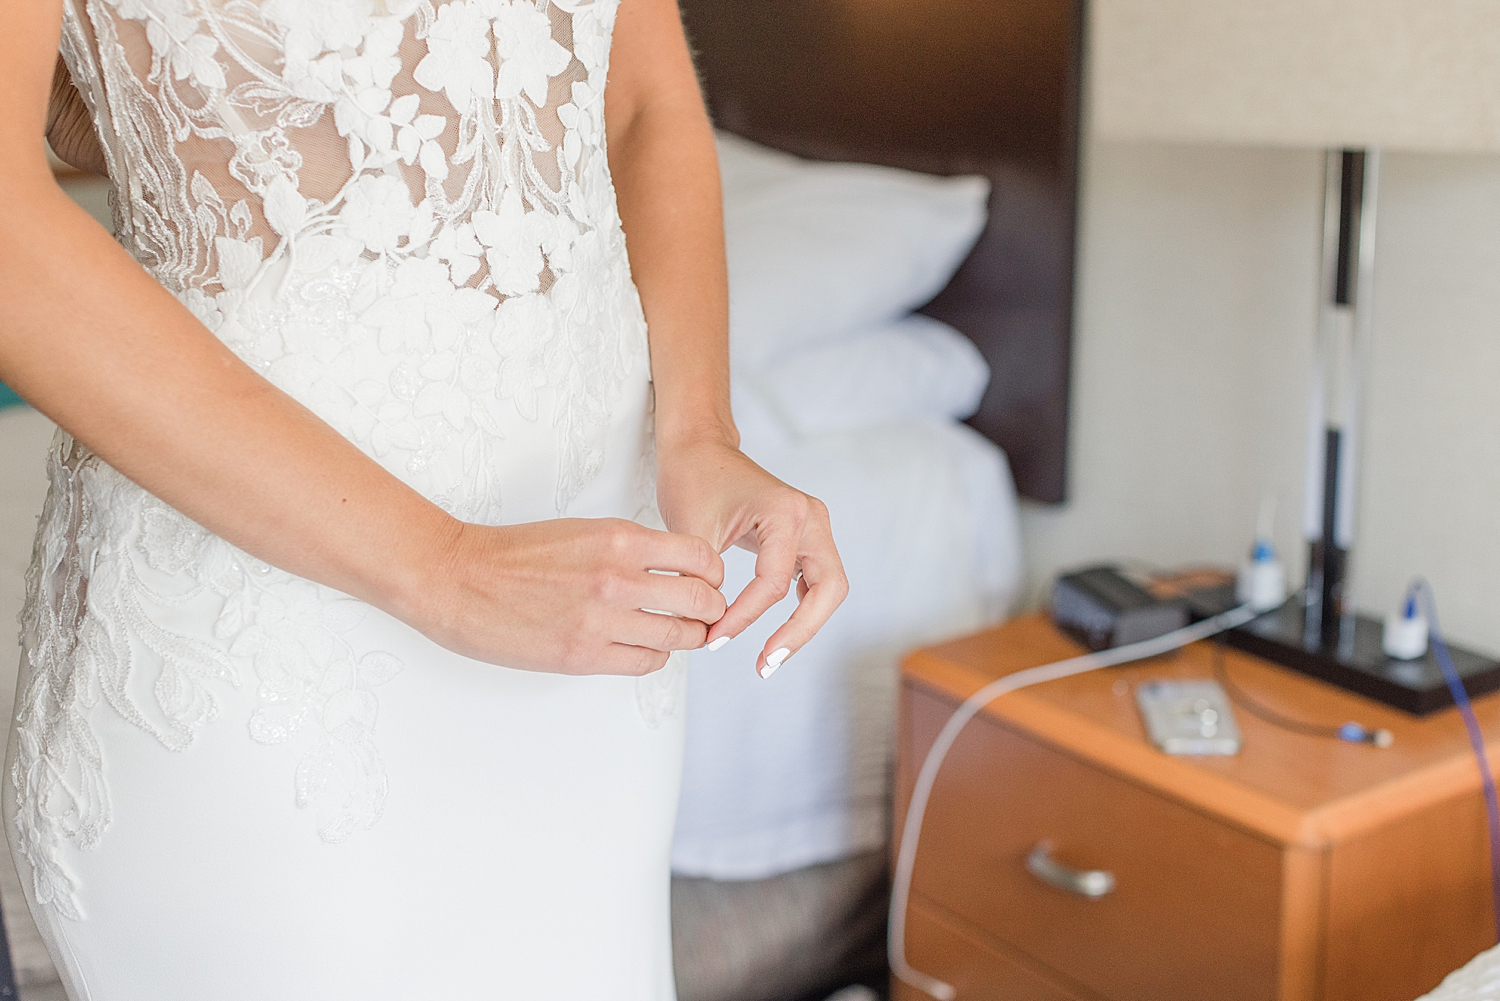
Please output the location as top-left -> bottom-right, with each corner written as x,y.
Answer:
671,418 -> 1022,880
1420,946 -> 1500,1001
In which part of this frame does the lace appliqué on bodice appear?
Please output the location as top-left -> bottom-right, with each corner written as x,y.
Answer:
15,0 -> 663,920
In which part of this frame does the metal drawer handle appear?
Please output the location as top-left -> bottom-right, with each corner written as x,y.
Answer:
1026,841 -> 1116,899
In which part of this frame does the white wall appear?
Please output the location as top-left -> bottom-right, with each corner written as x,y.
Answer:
1360,152 -> 1500,653
1020,140 -> 1500,655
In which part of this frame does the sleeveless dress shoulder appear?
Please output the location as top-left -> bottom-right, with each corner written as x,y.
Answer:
5,2 -> 684,997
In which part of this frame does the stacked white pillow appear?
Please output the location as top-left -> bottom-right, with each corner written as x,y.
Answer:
717,132 -> 992,441
753,313 -> 990,437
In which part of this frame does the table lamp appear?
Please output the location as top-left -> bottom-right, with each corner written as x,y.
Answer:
1091,0 -> 1500,712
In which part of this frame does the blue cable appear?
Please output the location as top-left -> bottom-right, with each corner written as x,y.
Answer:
1412,579 -> 1500,941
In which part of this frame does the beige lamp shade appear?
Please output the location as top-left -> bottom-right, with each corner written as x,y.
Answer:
1090,0 -> 1500,152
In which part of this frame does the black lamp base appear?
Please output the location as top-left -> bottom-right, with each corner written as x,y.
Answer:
1223,601 -> 1500,716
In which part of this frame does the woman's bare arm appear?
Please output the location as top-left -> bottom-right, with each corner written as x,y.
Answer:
607,1 -> 847,675
1,1 -> 456,619
604,0 -> 734,453
0,0 -> 724,676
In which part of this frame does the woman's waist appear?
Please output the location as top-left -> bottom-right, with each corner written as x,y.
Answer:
154,267 -> 653,519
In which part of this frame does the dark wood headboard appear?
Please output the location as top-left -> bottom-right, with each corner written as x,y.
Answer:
679,0 -> 1083,503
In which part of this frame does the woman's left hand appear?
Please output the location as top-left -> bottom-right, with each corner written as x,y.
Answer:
657,435 -> 848,677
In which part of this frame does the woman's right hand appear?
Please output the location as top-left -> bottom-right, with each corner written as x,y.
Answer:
414,518 -> 727,676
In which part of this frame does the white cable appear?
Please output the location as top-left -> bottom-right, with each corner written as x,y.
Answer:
888,604 -> 1260,1000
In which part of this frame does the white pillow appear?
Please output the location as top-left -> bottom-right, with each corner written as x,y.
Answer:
717,132 -> 990,374
749,313 -> 990,437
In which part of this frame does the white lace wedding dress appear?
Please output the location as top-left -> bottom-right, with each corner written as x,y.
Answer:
5,2 -> 685,998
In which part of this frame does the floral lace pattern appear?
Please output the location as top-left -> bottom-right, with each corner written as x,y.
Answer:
18,0 -> 655,919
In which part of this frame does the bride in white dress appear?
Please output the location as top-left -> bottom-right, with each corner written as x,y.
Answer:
0,1 -> 846,997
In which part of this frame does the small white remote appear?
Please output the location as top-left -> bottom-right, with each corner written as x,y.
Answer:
1136,679 -> 1242,756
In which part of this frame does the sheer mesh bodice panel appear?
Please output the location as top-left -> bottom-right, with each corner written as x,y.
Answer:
58,0 -> 648,518
11,0 -> 665,929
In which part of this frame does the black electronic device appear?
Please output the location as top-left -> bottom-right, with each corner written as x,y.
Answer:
1179,581 -> 1500,716
1226,602 -> 1500,716
1051,566 -> 1188,651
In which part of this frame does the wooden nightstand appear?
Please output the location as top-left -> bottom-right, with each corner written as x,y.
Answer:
895,613 -> 1500,1001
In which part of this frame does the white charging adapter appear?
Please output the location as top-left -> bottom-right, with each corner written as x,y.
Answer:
1236,496 -> 1288,613
1383,589 -> 1430,660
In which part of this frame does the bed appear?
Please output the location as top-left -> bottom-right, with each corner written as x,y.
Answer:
1424,947 -> 1500,1001
668,1 -> 1083,998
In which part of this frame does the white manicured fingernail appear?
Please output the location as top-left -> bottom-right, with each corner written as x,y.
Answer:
706,636 -> 729,652
760,647 -> 791,679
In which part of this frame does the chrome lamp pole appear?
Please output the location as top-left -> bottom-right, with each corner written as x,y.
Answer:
1302,148 -> 1378,652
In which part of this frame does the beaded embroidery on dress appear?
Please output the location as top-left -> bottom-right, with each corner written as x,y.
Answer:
9,0 -> 680,952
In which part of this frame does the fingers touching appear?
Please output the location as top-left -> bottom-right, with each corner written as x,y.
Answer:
710,502 -> 802,645
599,493 -> 846,677
618,610 -> 708,654
633,523 -> 724,589
754,508 -> 847,677
598,521 -> 728,670
705,494 -> 848,677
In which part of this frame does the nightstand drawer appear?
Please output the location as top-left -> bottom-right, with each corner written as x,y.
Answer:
897,899 -> 1093,1001
905,684 -> 1284,1001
